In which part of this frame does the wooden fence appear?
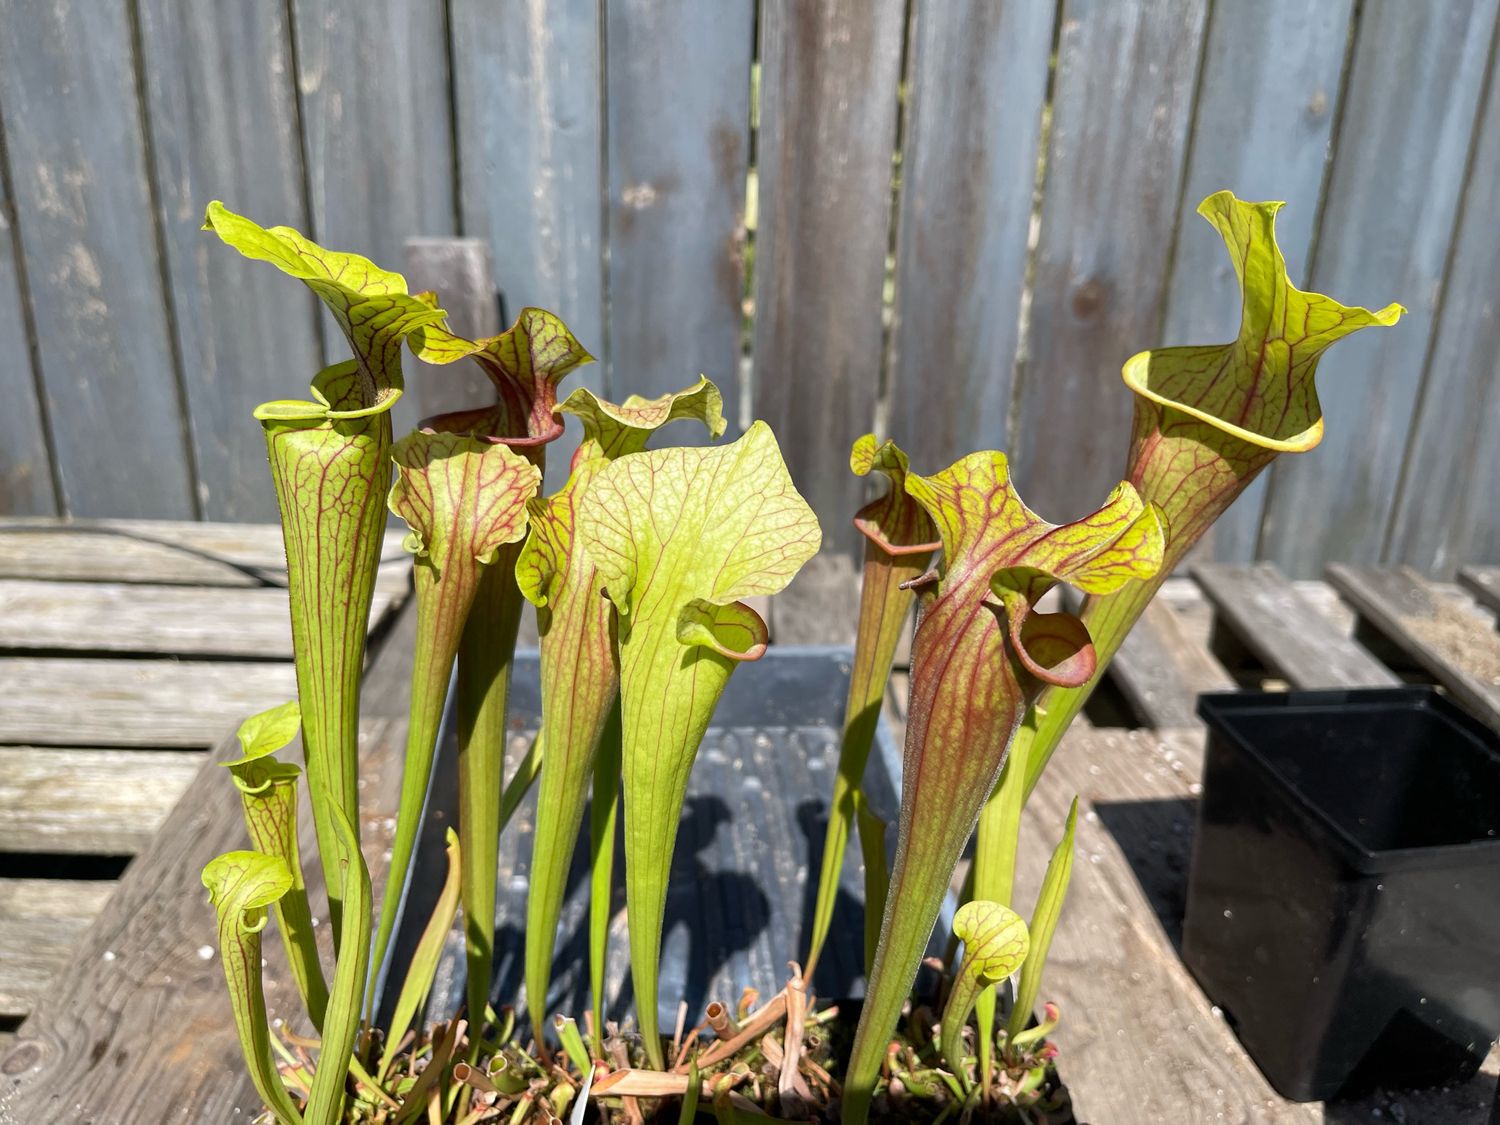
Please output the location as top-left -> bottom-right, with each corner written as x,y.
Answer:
0,0 -> 1496,577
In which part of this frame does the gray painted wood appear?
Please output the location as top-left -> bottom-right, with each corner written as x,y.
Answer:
0,879 -> 114,1021
1161,0 -> 1356,563
1195,562 -> 1399,689
0,746 -> 201,855
0,606 -> 416,1122
605,0 -> 753,421
0,113 -> 55,516
402,237 -> 499,420
1383,34 -> 1500,575
1260,0 -> 1500,577
0,0 -> 194,518
1327,564 -> 1500,730
886,0 -> 1055,475
1012,0 -> 1209,521
450,0 -> 604,484
137,0 -> 323,522
752,0 -> 906,555
0,578 -> 402,658
289,0 -> 456,445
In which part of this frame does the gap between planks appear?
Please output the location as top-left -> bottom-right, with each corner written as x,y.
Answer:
0,747 -> 201,856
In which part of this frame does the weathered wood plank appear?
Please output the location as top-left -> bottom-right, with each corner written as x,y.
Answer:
605,0 -> 753,415
0,579 -> 401,658
0,879 -> 114,1021
1194,563 -> 1399,689
0,105 -> 54,516
752,0 -> 906,555
1259,0 -> 1500,577
402,238 -> 499,420
1161,0 -> 1356,563
887,0 -> 1055,473
1104,595 -> 1235,729
1383,29 -> 1500,576
450,0 -> 604,483
0,747 -> 201,855
1024,727 -> 1322,1123
1326,564 -> 1500,730
289,0 -> 455,445
0,603 -> 416,1122
0,520 -> 408,587
0,658 -> 298,748
1011,0 -> 1209,519
0,0 -> 195,518
1459,566 -> 1500,617
137,0 -> 323,523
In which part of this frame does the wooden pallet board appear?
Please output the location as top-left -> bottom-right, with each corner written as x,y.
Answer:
1327,564 -> 1500,730
1195,563 -> 1399,689
1025,727 -> 1321,1123
0,519 -> 415,1040
0,603 -> 417,1123
0,519 -> 409,589
1459,565 -> 1500,617
1098,594 -> 1235,729
0,579 -> 403,659
0,657 -> 299,748
0,880 -> 116,1021
0,748 -> 202,856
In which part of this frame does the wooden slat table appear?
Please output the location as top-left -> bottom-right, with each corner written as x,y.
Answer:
888,569 -> 1499,1122
0,518 -> 411,1049
1328,564 -> 1500,730
3,535 -> 1498,1122
1460,565 -> 1500,617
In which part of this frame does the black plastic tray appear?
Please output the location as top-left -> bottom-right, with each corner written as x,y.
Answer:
382,646 -> 935,1031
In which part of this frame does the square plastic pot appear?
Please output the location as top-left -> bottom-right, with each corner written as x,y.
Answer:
1183,687 -> 1500,1102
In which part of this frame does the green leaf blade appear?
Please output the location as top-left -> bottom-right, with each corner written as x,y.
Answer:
379,828 -> 463,1082
304,805 -> 372,1125
1007,800 -> 1078,1041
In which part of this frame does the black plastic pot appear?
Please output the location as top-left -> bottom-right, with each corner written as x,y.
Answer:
1184,687 -> 1500,1101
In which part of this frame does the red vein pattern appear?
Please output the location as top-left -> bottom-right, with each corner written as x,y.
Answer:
260,362 -> 393,940
806,435 -> 940,978
401,303 -> 594,1032
411,307 -> 595,443
203,201 -> 447,410
518,378 -> 726,1047
843,451 -> 1162,1123
1023,193 -> 1403,794
576,422 -> 820,1068
371,432 -> 541,990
